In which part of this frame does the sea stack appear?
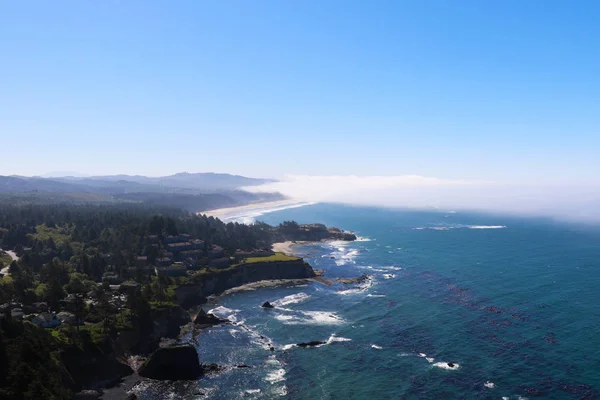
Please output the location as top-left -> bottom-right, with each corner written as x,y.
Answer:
261,301 -> 275,308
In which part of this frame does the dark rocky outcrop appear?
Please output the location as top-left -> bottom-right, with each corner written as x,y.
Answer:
174,259 -> 316,306
261,301 -> 275,308
115,304 -> 191,355
336,274 -> 369,285
138,346 -> 205,380
296,341 -> 326,347
193,308 -> 228,328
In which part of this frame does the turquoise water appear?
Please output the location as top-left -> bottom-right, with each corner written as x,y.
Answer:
137,204 -> 600,399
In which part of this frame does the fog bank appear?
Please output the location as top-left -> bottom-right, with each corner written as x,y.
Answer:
244,175 -> 600,222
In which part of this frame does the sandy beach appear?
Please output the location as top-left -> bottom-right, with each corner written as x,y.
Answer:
200,199 -> 315,222
272,241 -> 302,256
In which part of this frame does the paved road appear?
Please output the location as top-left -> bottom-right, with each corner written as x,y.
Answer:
0,249 -> 19,276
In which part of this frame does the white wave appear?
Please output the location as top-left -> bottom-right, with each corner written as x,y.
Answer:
264,356 -> 286,384
337,276 -> 374,295
383,266 -> 403,271
484,381 -> 495,389
367,294 -> 386,297
274,311 -> 345,325
245,389 -> 261,394
208,306 -> 239,317
418,353 -> 427,358
265,368 -> 286,383
467,225 -> 506,229
433,361 -> 460,370
415,224 -> 506,231
426,357 -> 435,363
502,397 -> 509,400
371,344 -> 382,349
383,273 -> 396,279
272,292 -> 310,307
355,236 -> 373,242
326,334 -> 352,344
281,344 -> 296,350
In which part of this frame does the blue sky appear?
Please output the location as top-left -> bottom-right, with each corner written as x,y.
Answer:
1,1 -> 599,181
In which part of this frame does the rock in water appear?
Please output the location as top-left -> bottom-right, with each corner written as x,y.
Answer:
138,346 -> 203,380
296,341 -> 326,347
193,308 -> 228,327
261,301 -> 275,308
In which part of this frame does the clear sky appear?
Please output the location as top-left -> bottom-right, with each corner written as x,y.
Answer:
1,0 -> 599,182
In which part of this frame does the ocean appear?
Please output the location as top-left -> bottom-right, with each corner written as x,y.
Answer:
135,203 -> 600,399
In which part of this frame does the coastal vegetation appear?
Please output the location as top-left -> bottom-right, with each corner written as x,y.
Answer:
0,201 -> 355,398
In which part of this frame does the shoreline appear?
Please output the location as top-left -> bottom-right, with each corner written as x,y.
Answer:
200,199 -> 316,222
271,241 -> 307,256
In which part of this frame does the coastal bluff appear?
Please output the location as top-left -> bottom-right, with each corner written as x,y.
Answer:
174,257 -> 315,306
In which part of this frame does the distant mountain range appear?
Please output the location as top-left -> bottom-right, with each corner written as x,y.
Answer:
0,172 -> 274,194
0,173 -> 282,212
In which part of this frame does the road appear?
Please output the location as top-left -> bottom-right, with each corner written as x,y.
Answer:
0,249 -> 19,276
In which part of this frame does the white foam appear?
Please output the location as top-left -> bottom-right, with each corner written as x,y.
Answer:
483,381 -> 495,389
367,294 -> 386,297
281,344 -> 296,350
418,353 -> 427,358
433,362 -> 460,370
414,225 -> 506,231
371,344 -> 382,349
383,273 -> 396,279
272,292 -> 311,307
326,334 -> 352,344
337,276 -> 374,295
265,368 -> 286,383
355,236 -> 373,242
274,311 -> 344,325
383,266 -> 403,271
208,306 -> 239,317
245,389 -> 261,394
264,355 -> 286,384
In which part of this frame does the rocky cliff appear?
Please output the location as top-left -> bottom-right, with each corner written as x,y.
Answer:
174,259 -> 315,306
115,304 -> 191,356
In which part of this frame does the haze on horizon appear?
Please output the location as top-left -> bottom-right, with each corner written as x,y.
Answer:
1,1 -> 599,221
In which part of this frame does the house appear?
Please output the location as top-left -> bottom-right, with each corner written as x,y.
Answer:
209,257 -> 230,269
126,265 -> 154,275
208,246 -> 225,259
176,249 -> 203,261
191,239 -> 205,249
163,235 -> 179,244
179,233 -> 192,241
155,265 -> 187,277
102,272 -> 122,284
156,257 -> 173,267
32,312 -> 61,328
10,308 -> 24,320
183,258 -> 201,270
120,281 -> 140,294
136,256 -> 148,267
57,311 -> 78,325
166,242 -> 193,252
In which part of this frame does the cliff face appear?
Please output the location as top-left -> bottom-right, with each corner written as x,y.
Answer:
175,259 -> 315,305
115,304 -> 191,356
